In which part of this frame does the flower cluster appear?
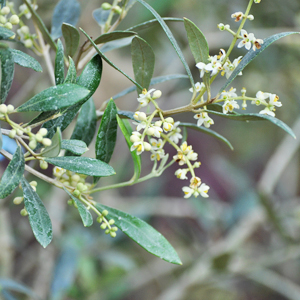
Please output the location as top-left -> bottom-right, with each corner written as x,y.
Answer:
173,142 -> 210,198
0,3 -> 20,31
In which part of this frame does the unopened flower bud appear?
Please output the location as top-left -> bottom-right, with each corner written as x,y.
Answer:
42,138 -> 52,147
20,208 -> 28,216
154,120 -> 162,127
16,129 -> 23,136
67,199 -> 74,206
110,231 -> 117,238
38,128 -> 48,136
20,25 -> 29,34
247,14 -> 254,20
0,104 -> 7,114
97,216 -> 103,223
101,2 -> 112,10
143,142 -> 151,151
108,219 -> 115,225
1,6 -> 10,15
130,134 -> 140,143
24,39 -> 33,48
165,117 -> 174,124
100,223 -> 107,230
152,90 -> 162,99
30,181 -> 37,187
112,5 -> 122,14
111,226 -> 118,232
9,15 -> 19,25
0,15 -> 6,24
35,133 -> 43,142
218,23 -> 225,30
71,174 -> 80,182
13,196 -> 24,205
102,210 -> 109,216
29,140 -> 37,149
105,229 -> 110,234
40,160 -> 48,170
7,104 -> 14,113
5,22 -> 12,29
73,189 -> 80,197
146,127 -> 155,136
9,129 -> 16,138
138,112 -> 147,121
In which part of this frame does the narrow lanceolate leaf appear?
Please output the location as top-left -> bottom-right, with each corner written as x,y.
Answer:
131,36 -> 155,93
117,116 -> 141,182
110,74 -> 189,101
101,36 -> 135,53
51,0 -> 80,40
55,39 -> 65,85
80,28 -> 143,91
94,31 -> 136,45
10,49 -> 42,72
135,0 -> 194,88
94,99 -> 118,183
96,203 -> 182,265
205,110 -> 296,139
68,98 -> 97,150
0,27 -> 15,40
0,48 -> 14,103
126,17 -> 183,32
45,156 -> 115,177
184,18 -> 210,90
16,84 -> 90,112
42,55 -> 102,141
179,122 -> 233,150
0,146 -> 24,199
61,139 -> 88,155
21,178 -> 53,248
64,57 -> 77,84
63,187 -> 93,227
118,110 -> 135,121
62,23 -> 80,58
40,127 -> 62,157
95,99 -> 118,163
219,32 -> 300,94
21,0 -> 56,51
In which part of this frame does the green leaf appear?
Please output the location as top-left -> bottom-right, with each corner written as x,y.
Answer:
27,111 -> 59,126
95,99 -> 118,163
21,177 -> 53,248
94,31 -> 136,45
77,54 -> 102,96
41,55 -> 102,140
126,17 -> 183,32
67,97 -> 97,150
0,48 -> 14,103
64,57 -> 77,84
0,27 -> 15,40
179,122 -> 233,150
0,1 -> 6,9
16,84 -> 90,112
40,127 -> 62,157
183,18 -> 210,90
95,203 -> 182,265
21,0 -> 57,51
55,39 -> 65,85
101,36 -> 135,53
51,0 -> 80,40
45,156 -> 115,177
0,146 -> 24,199
118,110 -> 135,121
63,187 -> 93,227
219,32 -> 300,94
9,49 -> 42,72
62,23 -> 80,58
80,28 -> 143,90
116,116 -> 141,181
61,139 -> 88,155
131,36 -> 155,93
110,74 -> 189,101
135,0 -> 194,88
205,109 -> 296,139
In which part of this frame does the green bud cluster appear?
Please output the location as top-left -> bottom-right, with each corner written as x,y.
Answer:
28,128 -> 51,150
96,210 -> 118,238
0,4 -> 19,31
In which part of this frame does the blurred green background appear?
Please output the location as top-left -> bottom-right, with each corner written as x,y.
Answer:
1,0 -> 300,299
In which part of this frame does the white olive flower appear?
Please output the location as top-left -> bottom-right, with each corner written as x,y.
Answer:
237,29 -> 255,50
223,99 -> 240,114
168,121 -> 182,144
175,168 -> 189,180
137,88 -> 155,107
189,82 -> 205,93
150,148 -> 166,161
150,138 -> 163,150
130,141 -> 144,155
194,112 -> 214,128
19,0 -> 38,19
199,183 -> 210,198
